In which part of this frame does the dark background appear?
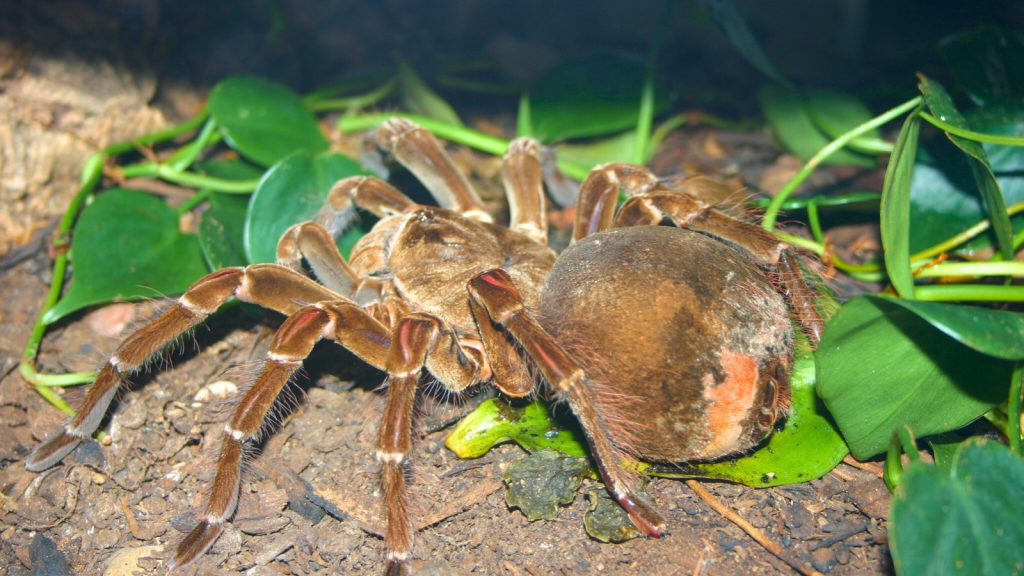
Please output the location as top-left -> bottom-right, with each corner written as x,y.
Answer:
3,0 -> 1021,113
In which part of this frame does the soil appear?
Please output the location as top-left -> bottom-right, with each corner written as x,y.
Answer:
0,10 -> 895,576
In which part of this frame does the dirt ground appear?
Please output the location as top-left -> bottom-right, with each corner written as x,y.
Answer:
0,17 -> 895,576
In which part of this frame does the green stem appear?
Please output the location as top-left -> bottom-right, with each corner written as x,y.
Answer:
984,407 -> 1009,437
633,73 -> 655,164
806,199 -> 824,244
120,161 -> 260,193
20,152 -> 105,417
884,430 -> 904,492
749,191 -> 882,210
914,284 -> 1024,301
915,261 -> 1024,278
847,136 -> 895,154
23,367 -> 100,387
762,96 -> 923,230
649,113 -> 688,152
166,118 -> 220,172
1010,363 -> 1023,457
177,188 -> 213,214
517,94 -> 533,138
156,165 -> 261,193
22,152 -> 104,368
101,108 -> 209,157
342,113 -> 508,155
919,112 -> 1024,146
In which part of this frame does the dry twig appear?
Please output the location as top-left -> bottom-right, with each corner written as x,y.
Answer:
686,479 -> 823,576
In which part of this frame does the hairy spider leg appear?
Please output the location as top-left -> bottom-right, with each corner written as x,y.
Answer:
377,313 -> 490,576
374,117 -> 492,223
502,137 -> 548,245
169,300 -> 394,569
24,265 -> 344,472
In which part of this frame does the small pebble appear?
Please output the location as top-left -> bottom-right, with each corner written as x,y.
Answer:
811,547 -> 837,573
102,545 -> 163,576
192,380 -> 239,406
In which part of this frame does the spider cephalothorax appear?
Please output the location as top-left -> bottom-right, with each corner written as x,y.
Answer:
27,118 -> 823,575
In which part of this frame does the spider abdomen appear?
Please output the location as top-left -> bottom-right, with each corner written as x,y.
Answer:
538,225 -> 794,463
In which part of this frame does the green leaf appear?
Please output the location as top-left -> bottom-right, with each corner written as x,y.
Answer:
758,84 -> 876,167
208,76 -> 328,167
696,0 -> 789,86
918,75 -> 1014,261
816,295 -> 1014,459
445,398 -> 588,459
908,102 -> 1024,255
530,53 -> 668,142
397,59 -> 463,127
880,106 -> 923,299
199,193 -> 250,269
244,151 -> 372,264
44,189 -> 209,323
503,449 -> 590,521
806,90 -> 883,154
876,298 -> 1024,360
890,437 -> 1024,576
642,333 -> 848,487
938,26 -> 1024,107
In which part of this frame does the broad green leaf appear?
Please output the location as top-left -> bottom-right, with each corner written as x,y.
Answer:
445,398 -> 588,458
397,59 -> 463,126
758,84 -> 876,167
697,0 -> 789,86
880,107 -> 922,299
918,75 -> 1014,261
503,449 -> 590,521
199,193 -> 250,269
44,189 -> 209,323
641,333 -> 848,487
890,438 -> 1024,576
938,26 -> 1024,107
806,90 -> 883,154
530,53 -> 668,142
909,103 -> 1024,255
876,298 -> 1024,360
244,151 -> 372,264
817,295 -> 1014,459
208,76 -> 328,167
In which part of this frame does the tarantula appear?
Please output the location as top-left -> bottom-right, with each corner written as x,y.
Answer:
26,118 -> 823,575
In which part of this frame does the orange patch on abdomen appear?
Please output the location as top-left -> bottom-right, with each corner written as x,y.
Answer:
701,349 -> 760,459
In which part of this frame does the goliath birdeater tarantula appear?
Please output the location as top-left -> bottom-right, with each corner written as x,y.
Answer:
27,118 -> 823,575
